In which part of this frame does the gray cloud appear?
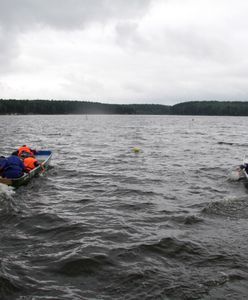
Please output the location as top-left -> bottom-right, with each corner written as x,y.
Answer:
0,27 -> 20,70
0,0 -> 152,75
0,0 -> 248,103
0,0 -> 152,30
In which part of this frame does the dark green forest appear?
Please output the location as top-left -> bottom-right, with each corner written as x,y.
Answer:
1,99 -> 248,115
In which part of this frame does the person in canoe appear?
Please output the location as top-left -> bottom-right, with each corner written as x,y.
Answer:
11,145 -> 37,157
0,155 -> 25,179
19,152 -> 45,173
20,153 -> 40,172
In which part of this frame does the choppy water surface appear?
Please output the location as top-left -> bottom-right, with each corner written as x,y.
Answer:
0,115 -> 248,300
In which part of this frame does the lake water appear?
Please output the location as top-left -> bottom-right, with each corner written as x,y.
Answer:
0,115 -> 248,300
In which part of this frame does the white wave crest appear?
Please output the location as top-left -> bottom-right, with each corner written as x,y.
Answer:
0,182 -> 15,198
0,183 -> 17,213
228,169 -> 244,181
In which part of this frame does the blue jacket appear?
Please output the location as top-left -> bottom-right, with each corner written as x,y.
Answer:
0,156 -> 25,178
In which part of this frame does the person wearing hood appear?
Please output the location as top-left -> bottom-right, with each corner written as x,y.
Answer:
17,145 -> 36,157
21,153 -> 40,172
0,155 -> 25,179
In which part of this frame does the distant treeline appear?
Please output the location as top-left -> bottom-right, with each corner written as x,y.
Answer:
1,99 -> 248,115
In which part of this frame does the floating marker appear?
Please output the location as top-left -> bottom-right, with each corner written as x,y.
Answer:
132,147 -> 140,153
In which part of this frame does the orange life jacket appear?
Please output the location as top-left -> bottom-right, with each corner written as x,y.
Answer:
23,157 -> 38,172
18,146 -> 34,157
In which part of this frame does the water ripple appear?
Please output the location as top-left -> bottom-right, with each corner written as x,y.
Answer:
1,115 -> 248,299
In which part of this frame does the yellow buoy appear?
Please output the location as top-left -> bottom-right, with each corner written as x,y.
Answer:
132,147 -> 140,153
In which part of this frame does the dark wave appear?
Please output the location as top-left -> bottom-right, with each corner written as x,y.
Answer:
1,115 -> 248,299
201,197 -> 248,218
142,237 -> 205,259
0,274 -> 22,298
55,254 -> 115,277
217,141 -> 234,145
116,237 -> 206,263
171,214 -> 204,225
218,141 -> 248,147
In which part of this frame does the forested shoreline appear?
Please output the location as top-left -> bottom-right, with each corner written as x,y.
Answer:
1,99 -> 248,116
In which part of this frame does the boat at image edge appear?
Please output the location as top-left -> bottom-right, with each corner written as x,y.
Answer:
0,150 -> 52,187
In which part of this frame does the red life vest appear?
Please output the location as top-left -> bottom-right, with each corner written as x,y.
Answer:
23,157 -> 38,172
18,146 -> 34,157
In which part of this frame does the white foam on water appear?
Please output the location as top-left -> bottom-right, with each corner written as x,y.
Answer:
0,183 -> 17,213
0,182 -> 15,197
228,169 -> 244,181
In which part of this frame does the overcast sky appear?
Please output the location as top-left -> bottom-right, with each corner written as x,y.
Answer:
0,0 -> 248,105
